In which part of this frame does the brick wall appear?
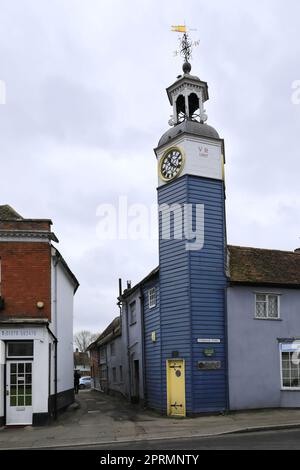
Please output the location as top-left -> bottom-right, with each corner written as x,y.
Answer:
0,242 -> 51,320
90,348 -> 100,383
0,220 -> 51,231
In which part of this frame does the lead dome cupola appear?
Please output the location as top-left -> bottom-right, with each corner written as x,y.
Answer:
157,120 -> 220,148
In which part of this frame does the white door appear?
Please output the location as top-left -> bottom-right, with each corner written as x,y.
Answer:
6,361 -> 33,425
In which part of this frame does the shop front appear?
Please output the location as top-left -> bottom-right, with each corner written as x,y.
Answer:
0,324 -> 53,426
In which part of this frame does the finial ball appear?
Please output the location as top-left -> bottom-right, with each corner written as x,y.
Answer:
182,62 -> 191,74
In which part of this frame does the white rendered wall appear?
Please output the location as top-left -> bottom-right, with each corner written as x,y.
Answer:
157,135 -> 224,186
49,342 -> 56,396
0,327 -> 51,418
53,261 -> 75,394
32,336 -> 49,413
0,340 -> 5,419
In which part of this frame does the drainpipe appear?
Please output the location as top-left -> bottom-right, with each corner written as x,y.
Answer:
51,250 -> 60,420
139,290 -> 147,407
47,325 -> 58,420
124,300 -> 132,401
224,286 -> 230,412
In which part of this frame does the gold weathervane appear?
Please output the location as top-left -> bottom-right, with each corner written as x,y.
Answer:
171,25 -> 200,65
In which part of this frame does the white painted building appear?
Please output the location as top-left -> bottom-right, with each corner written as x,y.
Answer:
0,205 -> 79,426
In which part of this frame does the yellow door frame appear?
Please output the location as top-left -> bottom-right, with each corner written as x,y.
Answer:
166,359 -> 186,417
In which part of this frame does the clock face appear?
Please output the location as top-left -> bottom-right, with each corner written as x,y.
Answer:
159,147 -> 184,182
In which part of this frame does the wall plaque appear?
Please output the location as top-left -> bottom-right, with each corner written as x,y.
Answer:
203,348 -> 215,357
198,361 -> 221,370
197,339 -> 221,344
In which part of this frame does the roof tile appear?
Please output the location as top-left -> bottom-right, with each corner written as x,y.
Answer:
228,245 -> 300,286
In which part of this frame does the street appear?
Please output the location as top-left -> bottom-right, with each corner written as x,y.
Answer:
1,391 -> 300,450
58,429 -> 300,450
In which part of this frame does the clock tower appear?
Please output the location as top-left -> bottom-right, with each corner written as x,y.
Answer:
151,47 -> 228,414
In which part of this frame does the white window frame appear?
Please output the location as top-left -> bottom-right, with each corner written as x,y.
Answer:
279,343 -> 300,391
148,288 -> 157,309
254,293 -> 281,320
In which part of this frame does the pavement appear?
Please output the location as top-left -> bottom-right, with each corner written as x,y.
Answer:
1,389 -> 300,449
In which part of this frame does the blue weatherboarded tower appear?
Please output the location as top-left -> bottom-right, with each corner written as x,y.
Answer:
144,53 -> 228,415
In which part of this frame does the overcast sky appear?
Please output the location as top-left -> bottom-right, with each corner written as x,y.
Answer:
1,0 -> 299,334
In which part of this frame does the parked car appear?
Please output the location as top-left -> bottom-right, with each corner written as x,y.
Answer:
79,376 -> 91,389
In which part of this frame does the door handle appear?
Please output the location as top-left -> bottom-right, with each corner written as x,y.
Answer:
6,390 -> 9,396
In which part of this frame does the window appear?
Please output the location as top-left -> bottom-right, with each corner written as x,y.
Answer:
9,362 -> 32,407
7,341 -> 33,358
110,342 -> 115,357
281,344 -> 300,389
100,364 -> 107,380
148,288 -> 156,309
129,301 -> 136,324
255,294 -> 280,319
119,365 -> 123,382
112,367 -> 117,383
100,348 -> 106,363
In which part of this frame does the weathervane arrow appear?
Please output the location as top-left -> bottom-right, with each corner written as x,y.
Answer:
171,24 -> 200,69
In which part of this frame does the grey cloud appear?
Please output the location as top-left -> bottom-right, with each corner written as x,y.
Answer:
1,0 -> 300,333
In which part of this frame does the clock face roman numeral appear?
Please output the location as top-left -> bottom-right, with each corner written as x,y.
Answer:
160,148 -> 184,181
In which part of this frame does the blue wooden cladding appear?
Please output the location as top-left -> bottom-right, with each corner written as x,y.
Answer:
143,276 -> 162,412
144,174 -> 227,414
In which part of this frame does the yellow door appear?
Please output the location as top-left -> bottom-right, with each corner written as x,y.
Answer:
166,359 -> 186,417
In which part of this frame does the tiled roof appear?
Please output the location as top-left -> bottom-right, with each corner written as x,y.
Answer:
74,351 -> 90,367
228,245 -> 300,286
88,317 -> 121,350
121,246 -> 300,291
0,205 -> 23,220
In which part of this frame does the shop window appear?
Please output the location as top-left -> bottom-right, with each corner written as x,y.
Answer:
7,341 -> 33,358
281,343 -> 300,389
